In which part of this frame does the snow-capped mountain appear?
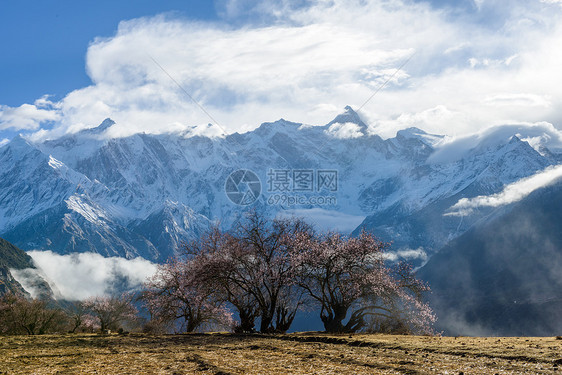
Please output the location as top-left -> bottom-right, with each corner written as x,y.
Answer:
354,132 -> 555,257
0,106 -> 559,262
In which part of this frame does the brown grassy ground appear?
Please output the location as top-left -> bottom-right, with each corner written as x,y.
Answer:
1,332 -> 561,374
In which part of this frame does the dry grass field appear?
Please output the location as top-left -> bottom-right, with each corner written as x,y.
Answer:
1,332 -> 561,374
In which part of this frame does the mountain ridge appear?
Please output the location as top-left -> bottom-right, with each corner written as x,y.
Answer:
0,107 -> 559,264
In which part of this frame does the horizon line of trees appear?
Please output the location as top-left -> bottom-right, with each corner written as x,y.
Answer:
0,213 -> 435,335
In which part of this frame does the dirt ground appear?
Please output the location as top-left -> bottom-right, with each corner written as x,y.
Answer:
1,332 -> 561,374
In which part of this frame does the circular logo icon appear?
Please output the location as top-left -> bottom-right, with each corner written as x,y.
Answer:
225,169 -> 261,205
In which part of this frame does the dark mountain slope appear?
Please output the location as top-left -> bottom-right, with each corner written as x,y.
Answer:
418,179 -> 562,336
0,238 -> 35,296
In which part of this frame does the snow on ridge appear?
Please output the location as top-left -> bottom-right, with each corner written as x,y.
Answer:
66,195 -> 108,225
181,123 -> 226,138
0,106 -> 559,261
396,127 -> 445,147
428,122 -> 562,164
47,155 -> 66,170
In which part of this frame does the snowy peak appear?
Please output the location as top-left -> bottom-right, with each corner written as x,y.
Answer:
81,118 -> 115,135
182,123 -> 227,138
508,135 -> 522,144
0,135 -> 39,162
327,106 -> 368,130
384,127 -> 439,161
253,119 -> 303,138
324,106 -> 370,139
397,127 -> 427,137
395,127 -> 445,149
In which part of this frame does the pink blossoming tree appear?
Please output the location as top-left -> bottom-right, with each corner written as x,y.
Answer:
141,256 -> 233,333
290,231 -> 435,334
184,213 -> 310,333
82,293 -> 138,332
140,213 -> 434,335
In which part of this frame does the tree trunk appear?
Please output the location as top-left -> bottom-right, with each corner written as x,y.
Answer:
275,305 -> 296,333
237,310 -> 256,333
259,312 -> 274,333
185,317 -> 197,333
321,305 -> 349,333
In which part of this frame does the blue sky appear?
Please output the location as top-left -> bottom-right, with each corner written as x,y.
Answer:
1,0 -> 562,144
0,1 -> 217,106
0,1 -> 217,141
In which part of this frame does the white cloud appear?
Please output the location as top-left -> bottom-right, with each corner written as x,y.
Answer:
0,0 -> 560,141
446,164 -> 562,216
0,96 -> 60,131
15,250 -> 158,300
428,122 -> 562,164
325,122 -> 364,139
374,105 -> 462,138
484,93 -> 551,107
383,247 -> 429,264
468,54 -> 519,69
